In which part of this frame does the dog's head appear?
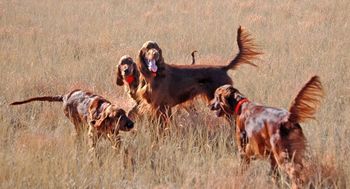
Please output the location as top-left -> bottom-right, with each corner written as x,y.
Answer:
137,41 -> 165,77
104,106 -> 134,131
116,55 -> 139,86
209,85 -> 246,117
89,99 -> 134,131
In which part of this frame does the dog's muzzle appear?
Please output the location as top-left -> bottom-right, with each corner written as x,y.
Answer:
123,69 -> 130,75
209,101 -> 219,111
209,101 -> 224,117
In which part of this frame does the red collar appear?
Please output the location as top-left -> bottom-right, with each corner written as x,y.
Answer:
234,98 -> 249,115
125,75 -> 135,84
151,72 -> 157,77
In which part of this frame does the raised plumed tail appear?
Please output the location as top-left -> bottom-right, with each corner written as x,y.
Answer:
288,76 -> 324,123
223,26 -> 262,71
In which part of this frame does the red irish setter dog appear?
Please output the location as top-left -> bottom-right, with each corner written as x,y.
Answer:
136,26 -> 262,123
115,55 -> 145,119
209,76 -> 324,189
116,51 -> 199,120
10,89 -> 134,152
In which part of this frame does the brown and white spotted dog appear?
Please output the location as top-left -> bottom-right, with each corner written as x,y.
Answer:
10,89 -> 134,152
209,76 -> 324,189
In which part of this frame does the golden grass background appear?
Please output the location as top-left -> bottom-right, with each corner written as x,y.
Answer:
0,0 -> 349,188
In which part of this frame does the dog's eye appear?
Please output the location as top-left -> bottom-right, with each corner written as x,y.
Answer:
115,109 -> 126,117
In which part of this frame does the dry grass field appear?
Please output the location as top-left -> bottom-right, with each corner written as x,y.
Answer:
0,0 -> 349,188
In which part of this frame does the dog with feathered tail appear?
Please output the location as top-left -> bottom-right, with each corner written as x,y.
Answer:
210,76 -> 324,189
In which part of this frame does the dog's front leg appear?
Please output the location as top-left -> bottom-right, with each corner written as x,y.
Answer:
88,124 -> 97,153
107,132 -> 121,151
235,121 -> 245,156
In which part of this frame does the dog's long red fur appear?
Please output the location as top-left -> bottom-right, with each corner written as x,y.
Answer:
209,76 -> 324,189
116,53 -> 199,120
136,26 -> 262,121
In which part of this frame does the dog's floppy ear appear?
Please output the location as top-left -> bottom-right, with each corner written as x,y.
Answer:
132,62 -> 140,79
116,64 -> 124,86
157,46 -> 164,64
137,46 -> 152,77
225,86 -> 246,110
219,85 -> 241,107
138,46 -> 147,61
89,98 -> 109,128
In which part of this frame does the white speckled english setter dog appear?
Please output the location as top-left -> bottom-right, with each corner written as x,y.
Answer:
210,76 -> 324,189
11,89 -> 134,152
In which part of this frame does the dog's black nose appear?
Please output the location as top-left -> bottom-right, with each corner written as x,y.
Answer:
209,104 -> 214,110
124,69 -> 130,75
127,121 -> 134,129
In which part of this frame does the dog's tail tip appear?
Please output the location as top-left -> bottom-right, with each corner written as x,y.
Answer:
288,75 -> 324,123
191,50 -> 198,65
224,26 -> 263,71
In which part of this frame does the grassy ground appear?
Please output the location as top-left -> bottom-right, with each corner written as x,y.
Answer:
0,0 -> 349,188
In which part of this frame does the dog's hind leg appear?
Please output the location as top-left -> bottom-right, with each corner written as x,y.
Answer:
271,134 -> 302,189
269,155 -> 281,186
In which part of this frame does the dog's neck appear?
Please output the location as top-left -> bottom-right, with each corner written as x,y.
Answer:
234,98 -> 249,115
125,75 -> 135,85
124,75 -> 141,101
124,76 -> 137,91
151,72 -> 157,77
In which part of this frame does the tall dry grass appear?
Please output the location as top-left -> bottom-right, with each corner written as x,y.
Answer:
0,0 -> 349,188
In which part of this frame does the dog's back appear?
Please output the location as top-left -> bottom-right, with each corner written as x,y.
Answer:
11,89 -> 108,127
62,90 -> 100,124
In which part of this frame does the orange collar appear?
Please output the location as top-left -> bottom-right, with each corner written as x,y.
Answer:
125,75 -> 135,84
234,98 -> 249,115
